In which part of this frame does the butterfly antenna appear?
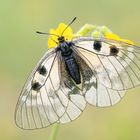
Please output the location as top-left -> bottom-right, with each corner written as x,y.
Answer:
61,17 -> 77,36
36,31 -> 59,37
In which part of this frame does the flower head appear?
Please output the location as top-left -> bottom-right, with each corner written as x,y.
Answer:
48,23 -> 74,49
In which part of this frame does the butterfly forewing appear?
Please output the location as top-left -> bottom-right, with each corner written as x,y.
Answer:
15,49 -> 62,129
73,37 -> 140,90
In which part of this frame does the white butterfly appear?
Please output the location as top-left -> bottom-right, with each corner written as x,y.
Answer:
15,18 -> 140,129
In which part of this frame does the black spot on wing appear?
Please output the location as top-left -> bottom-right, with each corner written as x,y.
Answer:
38,65 -> 47,76
93,41 -> 102,51
31,82 -> 41,91
110,45 -> 119,55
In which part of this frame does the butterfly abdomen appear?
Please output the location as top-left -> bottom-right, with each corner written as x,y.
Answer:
64,55 -> 81,84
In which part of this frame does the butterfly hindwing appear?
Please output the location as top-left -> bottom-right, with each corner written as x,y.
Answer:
72,46 -> 126,107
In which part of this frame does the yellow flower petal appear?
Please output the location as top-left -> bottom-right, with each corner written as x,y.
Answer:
120,39 -> 134,45
105,32 -> 134,45
48,37 -> 57,49
105,32 -> 121,40
50,28 -> 57,35
56,23 -> 73,39
56,23 -> 67,35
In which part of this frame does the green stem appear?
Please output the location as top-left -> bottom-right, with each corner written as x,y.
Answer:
49,124 -> 60,140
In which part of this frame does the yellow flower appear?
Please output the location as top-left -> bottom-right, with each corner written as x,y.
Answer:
105,32 -> 134,45
48,23 -> 74,49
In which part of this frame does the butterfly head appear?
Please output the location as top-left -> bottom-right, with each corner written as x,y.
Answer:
57,36 -> 65,43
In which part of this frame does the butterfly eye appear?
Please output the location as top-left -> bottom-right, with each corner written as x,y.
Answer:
38,65 -> 47,76
93,41 -> 102,51
110,45 -> 119,55
31,82 -> 41,91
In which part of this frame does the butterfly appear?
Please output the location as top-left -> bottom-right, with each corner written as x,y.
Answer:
15,17 -> 140,129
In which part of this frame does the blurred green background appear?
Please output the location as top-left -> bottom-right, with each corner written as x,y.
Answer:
1,0 -> 140,140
